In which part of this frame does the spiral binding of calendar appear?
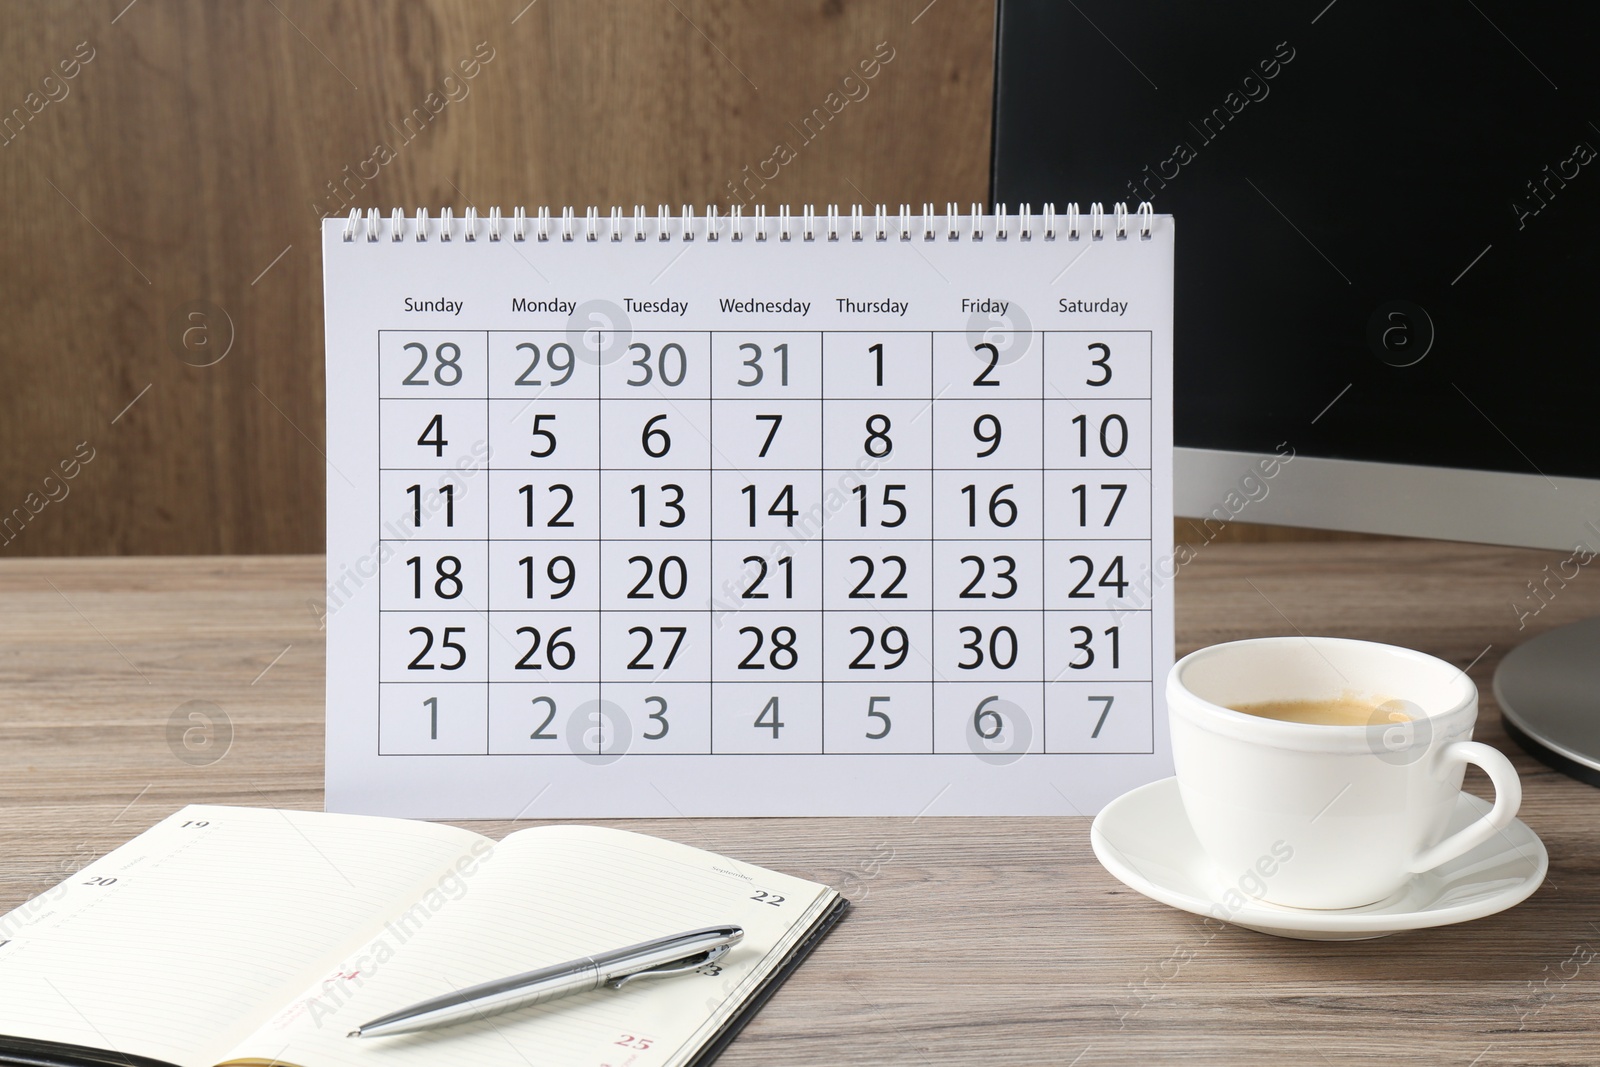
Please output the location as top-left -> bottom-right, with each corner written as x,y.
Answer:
340,202 -> 1156,245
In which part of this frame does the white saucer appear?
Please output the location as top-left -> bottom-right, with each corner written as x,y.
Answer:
1090,777 -> 1548,940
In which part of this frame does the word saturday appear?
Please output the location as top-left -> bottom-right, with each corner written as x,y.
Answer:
1059,298 -> 1129,316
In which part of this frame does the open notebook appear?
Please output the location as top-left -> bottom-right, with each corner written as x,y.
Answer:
0,807 -> 847,1067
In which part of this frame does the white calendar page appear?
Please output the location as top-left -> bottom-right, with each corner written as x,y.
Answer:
322,207 -> 1174,817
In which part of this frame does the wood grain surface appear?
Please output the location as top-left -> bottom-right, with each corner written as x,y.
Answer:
2,541 -> 1597,1065
0,0 -> 993,557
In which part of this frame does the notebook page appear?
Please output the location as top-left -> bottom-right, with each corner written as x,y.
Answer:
223,826 -> 836,1067
0,806 -> 489,1067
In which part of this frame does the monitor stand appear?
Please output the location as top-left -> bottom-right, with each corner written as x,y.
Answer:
1494,617 -> 1600,788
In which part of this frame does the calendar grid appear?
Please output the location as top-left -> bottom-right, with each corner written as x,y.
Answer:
324,207 -> 1178,821
372,329 -> 1158,759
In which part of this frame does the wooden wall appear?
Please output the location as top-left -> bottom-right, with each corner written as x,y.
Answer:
0,0 -> 995,556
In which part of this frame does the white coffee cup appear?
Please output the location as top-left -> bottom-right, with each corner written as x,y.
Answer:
1168,636 -> 1522,910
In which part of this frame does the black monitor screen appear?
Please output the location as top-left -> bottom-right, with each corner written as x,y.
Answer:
992,0 -> 1600,481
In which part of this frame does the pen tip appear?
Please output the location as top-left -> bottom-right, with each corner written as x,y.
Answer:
347,1030 -> 361,1039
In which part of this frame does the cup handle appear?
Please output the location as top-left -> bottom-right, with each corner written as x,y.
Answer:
1407,740 -> 1522,874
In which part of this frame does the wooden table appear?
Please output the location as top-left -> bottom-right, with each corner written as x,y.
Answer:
3,542 -> 1598,1066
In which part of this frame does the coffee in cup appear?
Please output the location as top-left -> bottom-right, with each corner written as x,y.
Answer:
1228,696 -> 1408,728
1167,636 -> 1521,910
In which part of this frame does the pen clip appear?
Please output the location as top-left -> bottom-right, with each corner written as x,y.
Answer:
605,943 -> 733,990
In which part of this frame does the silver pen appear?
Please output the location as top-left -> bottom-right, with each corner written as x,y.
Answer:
347,925 -> 744,1038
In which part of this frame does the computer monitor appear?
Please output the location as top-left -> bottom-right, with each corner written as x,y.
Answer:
991,0 -> 1600,782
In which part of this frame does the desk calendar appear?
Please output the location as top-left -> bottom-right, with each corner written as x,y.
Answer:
323,204 -> 1174,817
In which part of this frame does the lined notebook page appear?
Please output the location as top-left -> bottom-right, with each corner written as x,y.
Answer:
0,806 -> 488,1067
224,826 -> 836,1067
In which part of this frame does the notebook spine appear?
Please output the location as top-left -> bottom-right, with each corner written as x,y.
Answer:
339,202 -> 1155,244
